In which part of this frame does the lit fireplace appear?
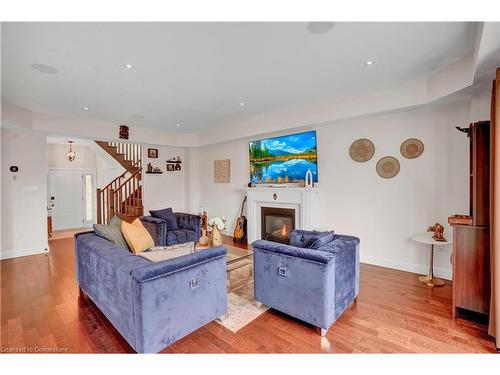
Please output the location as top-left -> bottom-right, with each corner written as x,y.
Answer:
261,207 -> 295,244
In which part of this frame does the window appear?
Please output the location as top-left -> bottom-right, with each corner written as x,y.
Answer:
84,174 -> 93,222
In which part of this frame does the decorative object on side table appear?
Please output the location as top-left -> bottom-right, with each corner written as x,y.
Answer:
411,233 -> 452,287
427,222 -> 447,242
208,216 -> 226,247
400,138 -> 424,159
148,148 -> 158,158
349,138 -> 375,162
119,125 -> 129,140
198,210 -> 209,246
376,156 -> 400,178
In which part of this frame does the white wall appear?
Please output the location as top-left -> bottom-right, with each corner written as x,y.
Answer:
142,145 -> 187,214
1,128 -> 48,259
47,143 -> 97,169
197,99 -> 489,279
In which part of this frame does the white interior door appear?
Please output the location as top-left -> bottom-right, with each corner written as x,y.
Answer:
48,169 -> 95,230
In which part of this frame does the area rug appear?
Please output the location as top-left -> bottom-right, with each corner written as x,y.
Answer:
216,292 -> 269,332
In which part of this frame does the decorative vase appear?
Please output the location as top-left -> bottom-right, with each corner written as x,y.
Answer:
198,228 -> 209,246
210,225 -> 223,247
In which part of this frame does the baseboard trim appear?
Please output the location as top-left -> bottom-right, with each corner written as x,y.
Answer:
360,254 -> 452,280
0,246 -> 49,260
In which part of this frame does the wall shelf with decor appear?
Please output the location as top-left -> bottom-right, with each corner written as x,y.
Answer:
145,171 -> 163,174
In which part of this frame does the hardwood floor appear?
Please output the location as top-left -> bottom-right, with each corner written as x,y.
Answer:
0,236 -> 497,353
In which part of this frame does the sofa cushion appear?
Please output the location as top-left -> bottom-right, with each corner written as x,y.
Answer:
166,229 -> 196,246
139,242 -> 195,262
93,216 -> 130,250
150,207 -> 179,230
310,232 -> 336,250
122,218 -> 155,254
289,229 -> 334,248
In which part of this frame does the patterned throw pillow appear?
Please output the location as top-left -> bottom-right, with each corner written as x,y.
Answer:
121,218 -> 155,255
149,207 -> 179,230
93,216 -> 130,250
309,232 -> 336,250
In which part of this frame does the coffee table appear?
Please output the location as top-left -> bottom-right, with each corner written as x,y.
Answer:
196,243 -> 253,290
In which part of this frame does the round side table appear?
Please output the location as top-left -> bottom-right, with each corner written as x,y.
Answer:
411,233 -> 452,287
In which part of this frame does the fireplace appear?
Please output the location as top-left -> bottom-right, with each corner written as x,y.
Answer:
261,207 -> 295,244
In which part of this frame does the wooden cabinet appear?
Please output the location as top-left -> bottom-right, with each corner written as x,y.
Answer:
451,121 -> 491,318
451,225 -> 490,316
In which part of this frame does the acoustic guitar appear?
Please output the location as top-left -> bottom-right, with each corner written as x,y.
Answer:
233,196 -> 247,243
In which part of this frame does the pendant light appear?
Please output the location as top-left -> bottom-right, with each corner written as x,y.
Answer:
66,141 -> 76,162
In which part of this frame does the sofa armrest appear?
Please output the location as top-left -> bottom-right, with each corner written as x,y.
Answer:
252,240 -> 334,265
175,212 -> 201,238
130,246 -> 226,283
139,216 -> 167,246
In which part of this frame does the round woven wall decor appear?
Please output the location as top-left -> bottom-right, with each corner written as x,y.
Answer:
400,138 -> 424,159
349,138 -> 375,162
376,156 -> 400,179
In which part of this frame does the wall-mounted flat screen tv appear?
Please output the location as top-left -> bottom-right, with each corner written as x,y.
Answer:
249,130 -> 318,184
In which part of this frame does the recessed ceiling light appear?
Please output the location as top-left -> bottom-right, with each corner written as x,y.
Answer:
239,102 -> 245,106
82,106 -> 89,111
176,123 -> 181,127
365,60 -> 374,66
124,63 -> 135,69
30,63 -> 59,74
306,22 -> 335,35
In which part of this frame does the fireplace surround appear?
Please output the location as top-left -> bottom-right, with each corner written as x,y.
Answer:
244,187 -> 320,243
261,206 -> 296,244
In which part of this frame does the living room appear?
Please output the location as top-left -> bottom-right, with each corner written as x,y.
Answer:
1,1 -> 500,373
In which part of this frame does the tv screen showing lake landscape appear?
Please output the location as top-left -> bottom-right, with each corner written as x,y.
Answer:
249,131 -> 318,184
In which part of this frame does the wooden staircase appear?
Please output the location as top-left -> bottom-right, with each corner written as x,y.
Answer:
95,141 -> 143,224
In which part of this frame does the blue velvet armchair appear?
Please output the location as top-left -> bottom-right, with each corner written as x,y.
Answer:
140,212 -> 201,246
252,229 -> 360,336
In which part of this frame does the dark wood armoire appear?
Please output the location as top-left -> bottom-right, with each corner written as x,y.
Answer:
449,121 -> 491,318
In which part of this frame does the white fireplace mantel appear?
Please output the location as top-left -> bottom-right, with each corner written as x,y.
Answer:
244,187 -> 320,243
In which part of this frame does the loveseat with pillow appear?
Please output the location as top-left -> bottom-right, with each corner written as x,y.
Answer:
140,208 -> 201,246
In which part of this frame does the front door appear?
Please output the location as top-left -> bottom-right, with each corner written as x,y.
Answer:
48,169 -> 95,230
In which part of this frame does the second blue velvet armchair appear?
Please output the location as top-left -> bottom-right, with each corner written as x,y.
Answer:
252,229 -> 360,336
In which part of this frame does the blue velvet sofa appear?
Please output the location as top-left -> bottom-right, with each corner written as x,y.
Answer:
140,212 -> 201,246
252,229 -> 359,336
74,231 -> 227,353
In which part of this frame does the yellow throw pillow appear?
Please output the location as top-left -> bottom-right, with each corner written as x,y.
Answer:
121,218 -> 154,255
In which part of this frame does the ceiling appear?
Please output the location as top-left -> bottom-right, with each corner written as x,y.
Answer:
1,22 -> 480,134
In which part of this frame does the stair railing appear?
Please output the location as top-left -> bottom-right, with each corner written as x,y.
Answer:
97,158 -> 142,224
108,142 -> 142,166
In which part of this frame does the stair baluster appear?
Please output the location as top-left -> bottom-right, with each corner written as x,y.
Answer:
95,141 -> 143,224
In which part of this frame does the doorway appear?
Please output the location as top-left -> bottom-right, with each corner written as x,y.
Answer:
48,169 -> 96,231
